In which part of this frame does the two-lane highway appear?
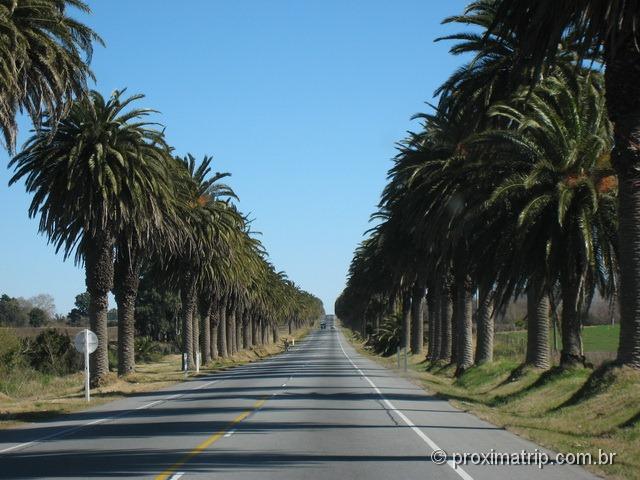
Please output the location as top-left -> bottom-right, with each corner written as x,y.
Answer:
0,323 -> 597,479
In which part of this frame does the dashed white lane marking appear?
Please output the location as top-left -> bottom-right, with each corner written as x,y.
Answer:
86,418 -> 107,426
336,335 -> 474,480
223,429 -> 236,438
1,377 -> 221,455
168,472 -> 184,479
192,379 -> 219,390
136,400 -> 163,410
0,441 -> 36,454
0,336 -> 309,456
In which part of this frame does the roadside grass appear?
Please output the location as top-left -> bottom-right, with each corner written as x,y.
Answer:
0,326 -> 312,430
496,324 -> 620,354
342,327 -> 640,480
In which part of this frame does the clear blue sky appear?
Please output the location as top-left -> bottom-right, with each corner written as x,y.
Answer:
0,0 -> 468,315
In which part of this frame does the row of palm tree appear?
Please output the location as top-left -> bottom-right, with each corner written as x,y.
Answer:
2,1 -> 323,386
336,0 -> 639,372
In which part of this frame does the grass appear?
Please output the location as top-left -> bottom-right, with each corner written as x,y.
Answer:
496,324 -> 620,353
0,326 -> 312,429
343,327 -> 640,480
582,324 -> 620,352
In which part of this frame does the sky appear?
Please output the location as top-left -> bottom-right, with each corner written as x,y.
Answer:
0,0 -> 469,315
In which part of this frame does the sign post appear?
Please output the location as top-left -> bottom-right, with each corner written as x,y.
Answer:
74,329 -> 98,402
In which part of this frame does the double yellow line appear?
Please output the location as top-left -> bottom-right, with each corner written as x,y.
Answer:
155,397 -> 268,480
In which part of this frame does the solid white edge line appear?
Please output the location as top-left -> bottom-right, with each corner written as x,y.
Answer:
336,334 -> 474,480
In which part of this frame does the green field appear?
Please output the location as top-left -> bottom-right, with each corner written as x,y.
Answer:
496,324 -> 619,356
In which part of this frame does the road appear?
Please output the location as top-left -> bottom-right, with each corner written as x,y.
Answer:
0,321 -> 597,479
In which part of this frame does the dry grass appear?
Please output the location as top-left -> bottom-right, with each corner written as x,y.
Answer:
2,326 -> 119,340
0,326 -> 312,430
343,328 -> 640,480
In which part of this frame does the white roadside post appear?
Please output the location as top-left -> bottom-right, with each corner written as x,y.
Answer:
84,331 -> 89,401
74,329 -> 98,402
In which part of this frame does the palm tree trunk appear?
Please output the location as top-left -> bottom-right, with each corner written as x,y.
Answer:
85,233 -> 115,387
210,298 -> 219,360
410,282 -> 426,354
113,247 -> 141,376
235,305 -> 242,352
450,278 -> 458,364
455,273 -> 474,375
605,36 -> 640,368
243,309 -> 253,349
373,312 -> 380,334
272,324 -> 279,343
475,286 -> 494,365
200,296 -> 213,365
192,311 -> 199,367
251,316 -> 258,346
401,291 -> 411,351
560,280 -> 584,367
440,282 -> 453,361
261,319 -> 269,345
252,313 -> 259,345
218,296 -> 228,358
180,272 -> 197,370
427,285 -> 439,360
226,296 -> 236,355
526,279 -> 551,369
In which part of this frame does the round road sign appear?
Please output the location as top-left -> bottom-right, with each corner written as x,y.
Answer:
74,329 -> 98,354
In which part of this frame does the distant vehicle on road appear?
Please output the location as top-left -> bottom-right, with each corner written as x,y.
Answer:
320,323 -> 326,329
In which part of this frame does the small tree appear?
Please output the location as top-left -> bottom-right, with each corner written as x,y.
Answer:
28,308 -> 48,327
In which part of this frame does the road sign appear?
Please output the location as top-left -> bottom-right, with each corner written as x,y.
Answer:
74,329 -> 98,402
74,329 -> 98,354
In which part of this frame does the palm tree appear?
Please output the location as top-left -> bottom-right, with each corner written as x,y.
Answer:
170,154 -> 237,370
475,72 -> 617,367
0,0 -> 102,152
11,90 -> 170,386
113,184 -> 181,376
488,0 -> 640,368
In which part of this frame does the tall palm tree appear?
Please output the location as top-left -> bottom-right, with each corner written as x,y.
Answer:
113,172 -> 181,376
11,90 -> 170,385
476,72 -> 617,367
0,0 -> 102,152
170,154 -> 237,370
488,0 -> 640,367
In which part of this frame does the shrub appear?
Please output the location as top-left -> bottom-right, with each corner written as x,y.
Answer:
0,328 -> 25,370
23,329 -> 82,375
369,314 -> 401,356
135,336 -> 163,363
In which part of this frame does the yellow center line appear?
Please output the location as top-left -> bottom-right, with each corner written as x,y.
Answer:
155,397 -> 268,480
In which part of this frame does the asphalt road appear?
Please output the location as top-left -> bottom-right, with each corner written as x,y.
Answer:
0,321 -> 598,479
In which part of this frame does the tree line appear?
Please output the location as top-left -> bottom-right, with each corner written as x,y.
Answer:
2,1 -> 324,387
336,0 -> 640,373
